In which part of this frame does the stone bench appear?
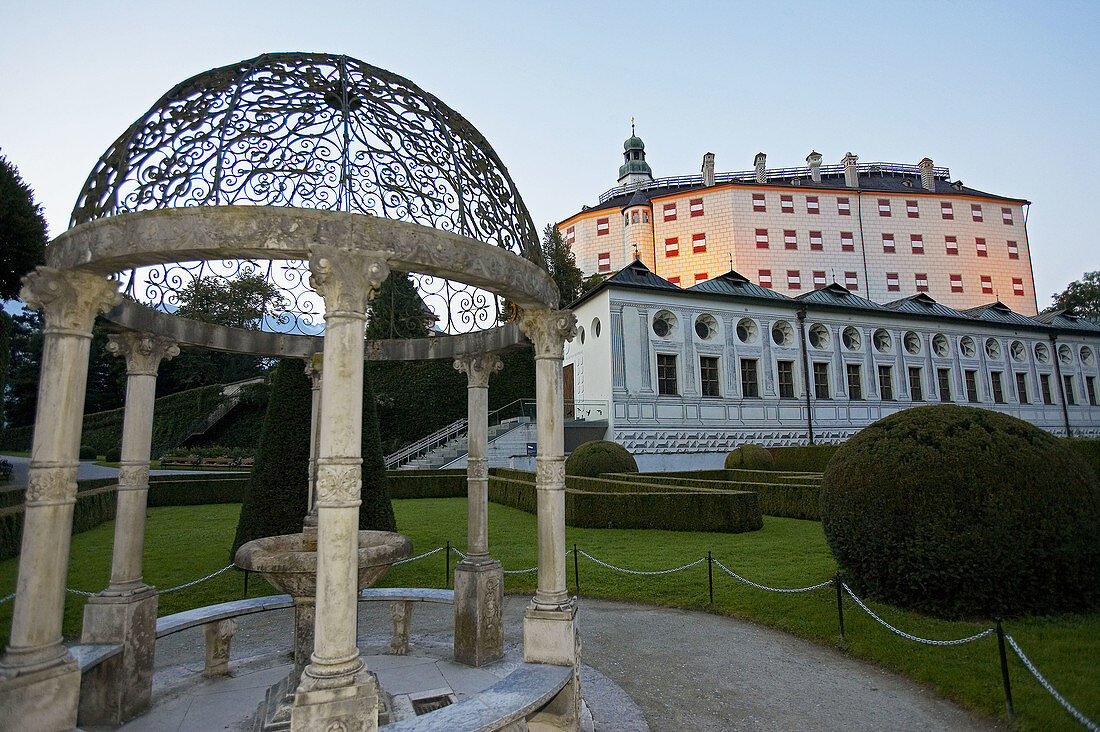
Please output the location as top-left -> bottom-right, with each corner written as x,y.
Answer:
69,642 -> 123,672
358,587 -> 454,655
385,662 -> 573,732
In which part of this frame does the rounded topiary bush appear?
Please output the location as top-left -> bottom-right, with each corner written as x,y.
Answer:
78,445 -> 97,460
820,405 -> 1100,618
565,440 -> 637,477
104,446 -> 122,463
724,443 -> 774,470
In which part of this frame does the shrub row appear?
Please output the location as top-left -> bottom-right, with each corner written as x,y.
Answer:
614,472 -> 821,520
768,444 -> 842,472
386,470 -> 467,499
1066,438 -> 1100,482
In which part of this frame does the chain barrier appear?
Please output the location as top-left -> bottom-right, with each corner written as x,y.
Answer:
842,583 -> 994,646
65,588 -> 96,597
0,592 -> 15,604
712,559 -> 833,593
502,566 -> 538,574
159,564 -> 236,595
577,549 -> 706,576
393,546 -> 445,565
1005,634 -> 1099,731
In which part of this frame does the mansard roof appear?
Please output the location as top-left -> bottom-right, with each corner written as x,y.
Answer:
962,301 -> 1043,327
795,282 -> 882,310
687,270 -> 791,301
883,292 -> 970,319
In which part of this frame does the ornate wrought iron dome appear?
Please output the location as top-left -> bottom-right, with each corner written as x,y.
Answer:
69,53 -> 549,336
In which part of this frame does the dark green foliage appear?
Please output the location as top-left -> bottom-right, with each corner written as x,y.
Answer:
540,224 -> 584,308
1065,438 -> 1100,482
4,310 -> 42,428
364,271 -> 435,340
619,471 -> 822,520
359,371 -> 395,532
232,360 -> 312,554
185,383 -> 269,450
0,156 -> 47,301
820,405 -> 1100,618
83,323 -> 127,415
0,312 -> 10,411
78,445 -> 96,460
147,476 -> 248,506
1051,270 -> 1100,319
769,444 -> 840,472
104,446 -> 121,463
385,470 -> 467,499
564,440 -> 637,477
724,444 -> 774,470
369,347 -> 535,456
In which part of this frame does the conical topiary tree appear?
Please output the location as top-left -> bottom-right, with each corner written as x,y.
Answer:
359,371 -> 396,532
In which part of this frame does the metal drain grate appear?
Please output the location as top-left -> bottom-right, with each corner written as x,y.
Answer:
411,694 -> 453,715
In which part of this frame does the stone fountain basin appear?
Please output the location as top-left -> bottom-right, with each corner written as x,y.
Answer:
235,530 -> 413,596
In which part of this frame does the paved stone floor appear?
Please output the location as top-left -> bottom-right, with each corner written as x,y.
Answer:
98,595 -> 1002,731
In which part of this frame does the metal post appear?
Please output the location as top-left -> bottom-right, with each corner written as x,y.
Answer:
573,543 -> 580,595
835,573 -> 845,640
243,569 -> 250,599
707,551 -> 713,605
445,541 -> 451,589
996,619 -> 1015,719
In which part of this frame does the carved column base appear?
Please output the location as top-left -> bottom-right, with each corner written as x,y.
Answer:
291,667 -> 378,732
0,656 -> 80,731
78,587 -> 158,725
524,602 -> 581,732
453,557 -> 504,667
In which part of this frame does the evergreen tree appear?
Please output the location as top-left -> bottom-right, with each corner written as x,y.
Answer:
4,310 -> 42,427
540,224 -> 584,308
360,370 -> 396,531
365,271 -> 435,340
0,155 -> 47,301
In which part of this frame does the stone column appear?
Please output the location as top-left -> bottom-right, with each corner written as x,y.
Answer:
305,353 -> 323,518
80,332 -> 178,725
0,267 -> 121,730
292,248 -> 388,732
452,353 -> 504,666
517,308 -> 582,731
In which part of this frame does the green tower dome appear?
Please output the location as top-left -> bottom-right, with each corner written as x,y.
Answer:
618,126 -> 653,184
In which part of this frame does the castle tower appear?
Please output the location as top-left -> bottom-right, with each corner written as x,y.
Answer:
617,124 -> 654,187
621,188 -> 655,270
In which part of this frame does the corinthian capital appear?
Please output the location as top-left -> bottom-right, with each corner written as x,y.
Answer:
518,308 -> 577,359
106,332 -> 180,376
20,267 -> 122,336
309,246 -> 389,315
453,353 -> 504,388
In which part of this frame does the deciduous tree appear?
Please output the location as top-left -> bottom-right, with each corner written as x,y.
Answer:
1052,271 -> 1100,320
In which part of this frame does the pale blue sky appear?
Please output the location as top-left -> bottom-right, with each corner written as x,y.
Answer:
1,0 -> 1097,306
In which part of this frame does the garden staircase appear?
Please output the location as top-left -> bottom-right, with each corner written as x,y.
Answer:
177,377 -> 265,447
385,415 -> 532,471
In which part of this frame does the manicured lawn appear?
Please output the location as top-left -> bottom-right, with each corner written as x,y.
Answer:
0,499 -> 1095,731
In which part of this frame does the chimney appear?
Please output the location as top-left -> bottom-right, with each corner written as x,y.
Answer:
806,151 -> 822,183
754,152 -> 766,184
702,152 -> 715,187
918,157 -> 935,191
842,152 -> 859,188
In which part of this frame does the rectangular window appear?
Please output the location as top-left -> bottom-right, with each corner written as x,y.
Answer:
882,233 -> 895,253
945,235 -> 958,255
886,272 -> 900,292
781,195 -> 794,213
755,228 -> 769,249
878,198 -> 891,217
1012,277 -> 1024,296
809,231 -> 823,250
1002,207 -> 1013,225
909,367 -> 924,401
694,272 -> 708,283
787,270 -> 801,290
976,237 -> 987,257
965,369 -> 979,402
784,230 -> 798,250
906,199 -> 919,218
692,232 -> 707,253
758,269 -> 772,288
665,237 -> 679,257
565,226 -> 575,244
971,203 -> 983,222
941,201 -> 954,220
700,356 -> 720,397
740,358 -> 760,398
813,270 -> 826,288
991,371 -> 1005,403
1041,374 -> 1054,405
844,271 -> 859,290
667,276 -> 681,286
643,210 -> 649,223
1087,375 -> 1098,406
1063,375 -> 1076,406
846,364 -> 863,400
981,275 -> 993,294
950,273 -> 964,292
657,354 -> 678,395
663,203 -> 677,222
690,197 -> 704,217
752,193 -> 766,212
597,252 -> 611,272
937,368 -> 952,402
1007,240 -> 1019,259
837,197 -> 851,215
596,217 -> 609,235
1015,372 -> 1029,404
878,365 -> 894,401
813,362 -> 830,399
777,360 -> 795,399
911,234 -> 924,254
841,232 -> 855,251
807,196 -> 819,214
915,273 -> 929,292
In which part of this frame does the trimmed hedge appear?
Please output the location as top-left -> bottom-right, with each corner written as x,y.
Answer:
724,444 -> 774,470
386,470 -> 466,499
564,440 -> 637,477
614,471 -> 821,520
1066,438 -> 1100,482
769,444 -> 842,472
821,405 -> 1100,618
